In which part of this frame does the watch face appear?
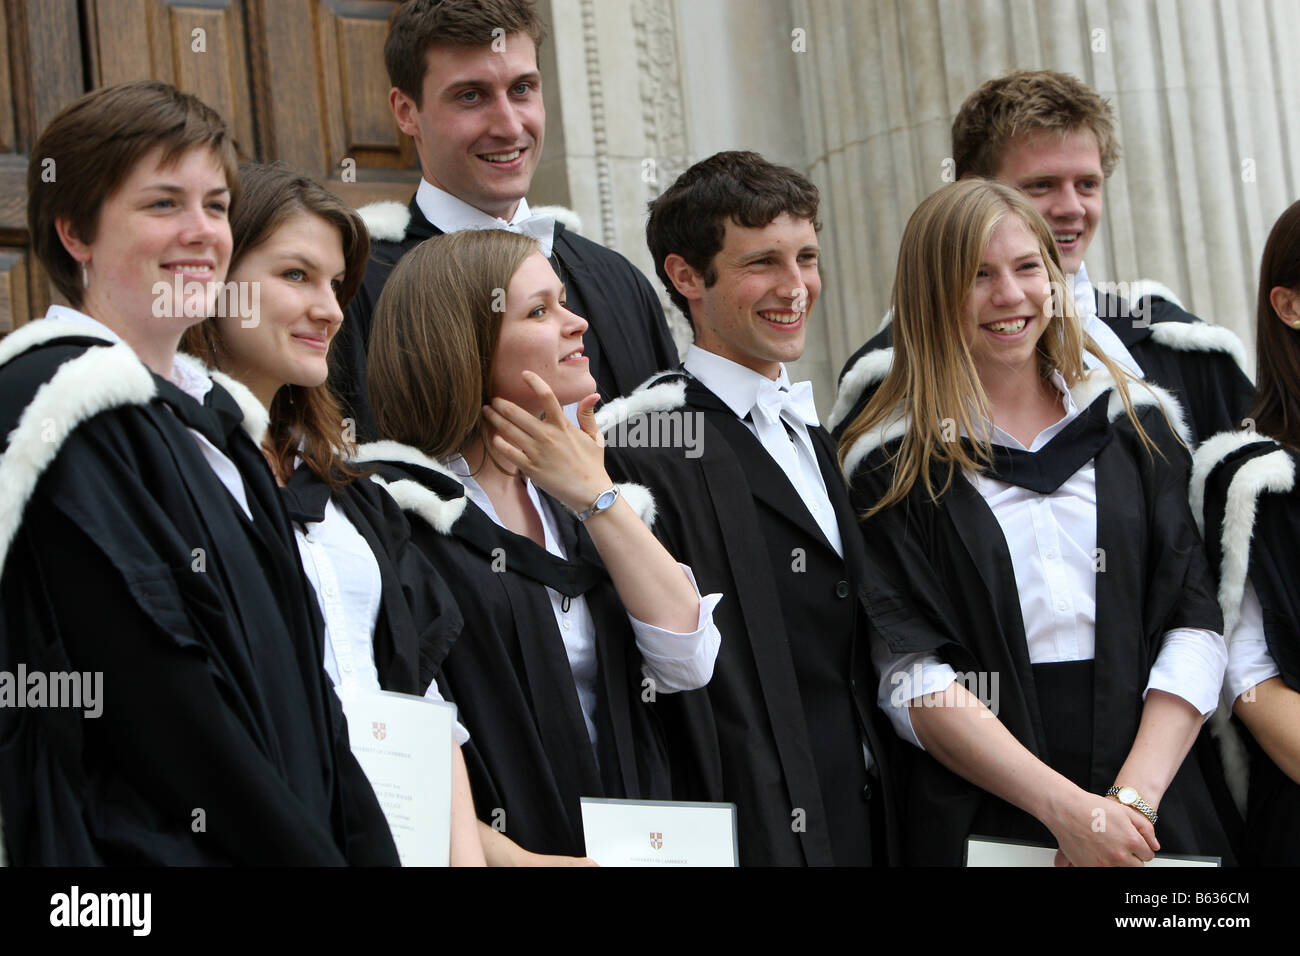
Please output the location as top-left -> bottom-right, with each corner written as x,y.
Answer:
595,490 -> 618,511
1117,786 -> 1138,805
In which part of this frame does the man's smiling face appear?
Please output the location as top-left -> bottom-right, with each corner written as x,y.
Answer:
391,32 -> 544,221
993,128 -> 1104,276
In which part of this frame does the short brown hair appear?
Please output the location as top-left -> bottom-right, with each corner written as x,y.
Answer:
368,229 -> 537,458
385,0 -> 548,105
28,80 -> 239,307
1249,199 -> 1300,448
182,161 -> 370,488
646,150 -> 820,327
952,70 -> 1120,181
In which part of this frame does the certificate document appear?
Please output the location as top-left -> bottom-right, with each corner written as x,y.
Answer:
580,798 -> 738,867
340,690 -> 455,866
965,835 -> 1220,867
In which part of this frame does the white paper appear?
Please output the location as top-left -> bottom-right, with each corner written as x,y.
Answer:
580,798 -> 737,867
966,836 -> 1220,867
340,690 -> 455,866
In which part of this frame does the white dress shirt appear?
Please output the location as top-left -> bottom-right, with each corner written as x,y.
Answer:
1074,262 -> 1145,378
1225,579 -> 1282,703
684,346 -> 843,556
415,180 -> 554,257
292,486 -> 469,745
447,457 -> 721,749
876,371 -> 1227,749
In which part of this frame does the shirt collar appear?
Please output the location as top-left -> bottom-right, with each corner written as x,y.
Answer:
983,369 -> 1079,452
683,345 -> 800,421
1072,262 -> 1098,322
415,179 -> 533,235
40,305 -> 211,402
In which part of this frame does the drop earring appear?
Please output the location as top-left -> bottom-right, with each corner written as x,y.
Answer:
81,261 -> 89,289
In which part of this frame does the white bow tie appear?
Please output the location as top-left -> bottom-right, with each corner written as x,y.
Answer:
753,379 -> 818,429
504,214 -> 556,257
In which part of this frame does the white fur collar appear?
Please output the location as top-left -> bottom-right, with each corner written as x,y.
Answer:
358,200 -> 412,243
0,315 -> 116,368
0,342 -> 156,575
1129,279 -> 1186,311
353,440 -> 461,480
1188,430 -> 1273,534
1148,321 -> 1251,376
595,375 -> 686,434
839,367 -> 1190,478
368,474 -> 467,535
827,347 -> 893,431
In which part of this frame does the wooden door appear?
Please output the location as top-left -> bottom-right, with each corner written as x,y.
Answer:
0,0 -> 419,331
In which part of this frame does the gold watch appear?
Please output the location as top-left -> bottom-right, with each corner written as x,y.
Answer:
1107,785 -> 1158,825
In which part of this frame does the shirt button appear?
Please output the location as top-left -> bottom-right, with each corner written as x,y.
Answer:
342,663 -> 353,673
563,619 -> 572,630
304,533 -> 316,543
1056,599 -> 1069,612
835,581 -> 850,599
1044,549 -> 1057,561
324,585 -> 336,598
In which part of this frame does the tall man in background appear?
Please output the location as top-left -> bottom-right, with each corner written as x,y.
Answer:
334,0 -> 678,439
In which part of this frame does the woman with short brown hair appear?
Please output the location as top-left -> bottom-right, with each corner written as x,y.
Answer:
0,82 -> 396,866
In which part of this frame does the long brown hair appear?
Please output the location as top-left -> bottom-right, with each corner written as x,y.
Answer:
368,229 -> 538,459
838,179 -> 1157,516
1249,199 -> 1300,449
182,161 -> 369,487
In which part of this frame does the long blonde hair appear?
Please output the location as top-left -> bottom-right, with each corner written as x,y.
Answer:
838,179 -> 1159,516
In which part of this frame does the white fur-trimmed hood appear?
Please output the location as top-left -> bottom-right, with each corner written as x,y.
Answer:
1190,429 -> 1295,812
839,366 -> 1191,479
595,374 -> 687,434
0,337 -> 156,575
357,200 -> 412,243
827,347 -> 893,431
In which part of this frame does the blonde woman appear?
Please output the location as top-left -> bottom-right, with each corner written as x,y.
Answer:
840,179 -> 1233,866
359,229 -> 720,861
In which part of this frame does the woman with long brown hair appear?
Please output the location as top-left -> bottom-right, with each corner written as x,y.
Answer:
359,228 -> 721,862
1193,198 -> 1300,864
182,161 -> 484,865
840,179 -> 1233,865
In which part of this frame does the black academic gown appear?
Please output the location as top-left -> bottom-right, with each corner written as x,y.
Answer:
333,197 -> 680,440
1199,434 -> 1300,864
831,290 -> 1253,446
600,371 -> 901,867
351,444 -> 671,857
278,464 -> 464,696
0,323 -> 398,866
844,376 -> 1233,865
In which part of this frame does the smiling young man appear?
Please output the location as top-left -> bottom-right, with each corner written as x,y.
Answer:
831,69 -> 1254,446
599,151 -> 898,867
332,0 -> 678,440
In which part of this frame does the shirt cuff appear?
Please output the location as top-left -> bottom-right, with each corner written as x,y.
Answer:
874,647 -> 958,751
1225,579 -> 1281,703
630,563 -> 722,693
1145,627 -> 1228,718
424,677 -> 470,747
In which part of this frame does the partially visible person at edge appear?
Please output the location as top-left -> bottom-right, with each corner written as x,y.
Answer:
831,69 -> 1253,448
598,150 -> 900,866
1193,198 -> 1300,865
0,81 -> 397,865
181,161 -> 484,865
332,0 -> 678,440
358,228 -> 722,862
840,178 -> 1234,866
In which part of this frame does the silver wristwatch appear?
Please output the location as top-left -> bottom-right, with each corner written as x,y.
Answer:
577,486 -> 620,522
1106,785 -> 1158,825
